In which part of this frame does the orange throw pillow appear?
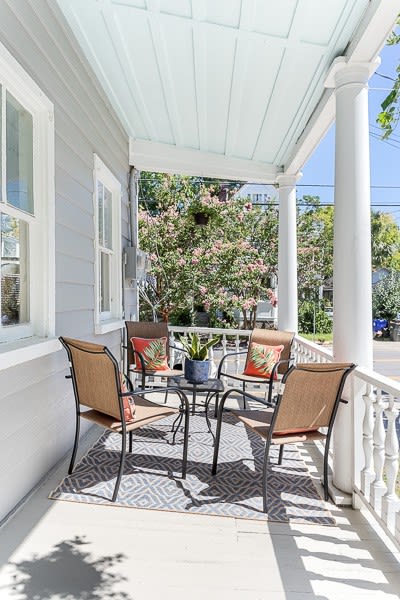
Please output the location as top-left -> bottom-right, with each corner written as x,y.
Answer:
119,372 -> 136,423
130,336 -> 169,371
273,427 -> 318,436
243,343 -> 284,379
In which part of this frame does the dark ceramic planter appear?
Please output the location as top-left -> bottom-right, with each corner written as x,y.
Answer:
193,212 -> 209,226
184,359 -> 210,383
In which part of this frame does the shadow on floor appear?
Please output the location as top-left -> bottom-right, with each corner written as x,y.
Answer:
5,535 -> 130,600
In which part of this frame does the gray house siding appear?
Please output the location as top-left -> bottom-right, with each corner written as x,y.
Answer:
0,1 -> 131,521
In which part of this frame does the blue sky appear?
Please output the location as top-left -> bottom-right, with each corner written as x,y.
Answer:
300,39 -> 400,221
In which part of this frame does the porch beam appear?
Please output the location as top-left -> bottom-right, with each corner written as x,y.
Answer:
277,173 -> 300,333
129,139 -> 280,183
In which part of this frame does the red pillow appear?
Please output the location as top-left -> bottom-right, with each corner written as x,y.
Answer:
273,427 -> 318,436
119,372 -> 136,423
130,336 -> 169,371
243,343 -> 284,379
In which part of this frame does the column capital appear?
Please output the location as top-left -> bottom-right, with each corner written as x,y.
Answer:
325,56 -> 380,89
276,172 -> 302,188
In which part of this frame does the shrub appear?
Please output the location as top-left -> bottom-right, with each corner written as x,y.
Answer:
298,300 -> 333,334
372,271 -> 400,320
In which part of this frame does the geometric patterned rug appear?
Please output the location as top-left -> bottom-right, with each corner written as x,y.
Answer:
49,412 -> 335,525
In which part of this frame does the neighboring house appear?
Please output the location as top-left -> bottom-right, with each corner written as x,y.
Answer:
236,183 -> 278,209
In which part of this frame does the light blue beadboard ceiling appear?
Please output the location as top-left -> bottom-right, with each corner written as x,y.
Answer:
56,0 -> 397,181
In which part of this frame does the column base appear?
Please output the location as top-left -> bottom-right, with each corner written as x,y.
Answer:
323,475 -> 352,506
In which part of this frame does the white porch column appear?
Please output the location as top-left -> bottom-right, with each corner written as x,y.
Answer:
329,60 -> 375,495
277,173 -> 300,333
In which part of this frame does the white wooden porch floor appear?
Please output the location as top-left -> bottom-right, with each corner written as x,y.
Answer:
0,421 -> 399,599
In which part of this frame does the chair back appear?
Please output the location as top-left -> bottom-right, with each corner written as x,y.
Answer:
125,321 -> 170,369
273,362 -> 356,434
60,337 -> 123,421
248,328 -> 294,375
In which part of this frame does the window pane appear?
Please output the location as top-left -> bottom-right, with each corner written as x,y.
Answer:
6,92 -> 34,214
103,186 -> 112,250
0,86 -> 2,202
97,181 -> 104,246
1,213 -> 29,326
100,251 -> 110,313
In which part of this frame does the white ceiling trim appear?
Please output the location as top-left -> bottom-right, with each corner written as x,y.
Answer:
129,139 -> 280,183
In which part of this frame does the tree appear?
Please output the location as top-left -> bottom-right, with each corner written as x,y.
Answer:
138,173 -> 278,326
297,196 -> 334,297
376,18 -> 400,139
371,211 -> 400,270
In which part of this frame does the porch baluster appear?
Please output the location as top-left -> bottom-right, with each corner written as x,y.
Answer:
361,383 -> 375,500
382,395 -> 400,531
371,390 -> 387,515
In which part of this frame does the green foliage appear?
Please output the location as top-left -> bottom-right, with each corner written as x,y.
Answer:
372,271 -> 400,320
376,19 -> 400,139
138,172 -> 279,323
168,308 -> 193,326
298,300 -> 333,335
297,197 -> 334,301
138,172 -> 400,327
179,332 -> 220,360
371,211 -> 400,269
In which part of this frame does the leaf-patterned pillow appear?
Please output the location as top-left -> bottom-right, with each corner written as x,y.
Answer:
119,372 -> 136,423
130,336 -> 169,371
243,343 -> 284,379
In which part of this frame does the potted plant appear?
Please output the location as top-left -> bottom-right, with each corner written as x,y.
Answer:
179,332 -> 220,383
187,194 -> 222,227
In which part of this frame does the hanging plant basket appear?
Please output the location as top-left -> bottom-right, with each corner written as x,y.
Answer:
193,212 -> 209,226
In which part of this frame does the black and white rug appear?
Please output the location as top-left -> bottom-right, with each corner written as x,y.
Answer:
50,412 -> 335,524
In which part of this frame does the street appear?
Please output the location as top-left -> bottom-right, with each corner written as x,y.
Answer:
373,339 -> 400,381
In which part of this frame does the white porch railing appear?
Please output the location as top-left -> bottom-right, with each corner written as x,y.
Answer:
168,326 -> 400,545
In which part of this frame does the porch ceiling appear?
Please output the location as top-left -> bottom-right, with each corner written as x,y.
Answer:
56,0 -> 397,182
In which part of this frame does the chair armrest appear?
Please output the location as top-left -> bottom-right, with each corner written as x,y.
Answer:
269,357 -> 290,380
217,350 -> 248,377
128,349 -> 146,372
218,387 -> 275,412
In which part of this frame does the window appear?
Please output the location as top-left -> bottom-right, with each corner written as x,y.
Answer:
0,42 -> 55,350
94,155 -> 122,333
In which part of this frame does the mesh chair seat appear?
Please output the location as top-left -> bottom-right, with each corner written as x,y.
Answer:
212,362 -> 356,512
81,396 -> 179,432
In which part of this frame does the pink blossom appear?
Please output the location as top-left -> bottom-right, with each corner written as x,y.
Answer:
199,286 -> 208,295
242,297 -> 257,310
177,258 -> 185,266
192,257 -> 199,264
244,202 -> 252,211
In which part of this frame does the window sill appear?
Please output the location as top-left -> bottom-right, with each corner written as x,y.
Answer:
94,319 -> 125,335
0,337 -> 61,371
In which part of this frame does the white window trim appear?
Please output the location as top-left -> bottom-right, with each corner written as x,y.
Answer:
0,41 -> 55,366
93,154 -> 123,335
